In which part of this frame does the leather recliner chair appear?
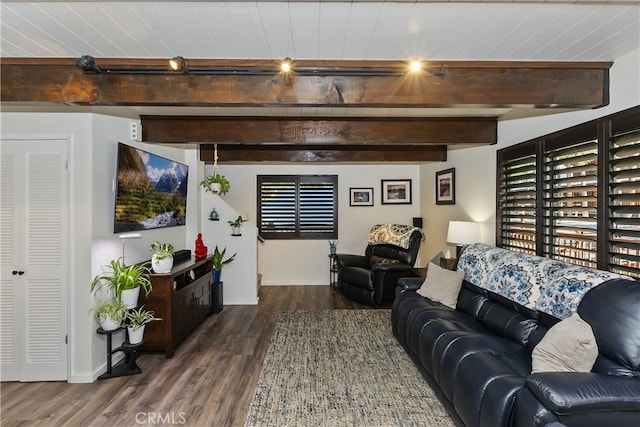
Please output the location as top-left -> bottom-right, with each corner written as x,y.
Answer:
335,228 -> 422,306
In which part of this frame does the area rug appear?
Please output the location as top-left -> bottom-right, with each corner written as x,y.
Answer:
244,310 -> 454,427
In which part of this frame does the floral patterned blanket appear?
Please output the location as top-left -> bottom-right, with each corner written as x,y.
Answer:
367,224 -> 425,250
456,243 -> 626,319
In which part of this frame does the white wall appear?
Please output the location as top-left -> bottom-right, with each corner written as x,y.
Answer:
418,47 -> 640,263
1,112 -> 202,382
89,115 -> 198,379
217,164 -> 422,285
200,193 -> 258,305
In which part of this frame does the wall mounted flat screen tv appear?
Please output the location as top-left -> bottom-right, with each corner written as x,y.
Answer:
114,143 -> 188,233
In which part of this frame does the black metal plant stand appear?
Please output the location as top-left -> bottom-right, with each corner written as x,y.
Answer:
96,326 -> 143,380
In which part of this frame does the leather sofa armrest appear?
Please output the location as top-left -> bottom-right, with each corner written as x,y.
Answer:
398,277 -> 423,291
334,254 -> 368,269
526,372 -> 640,413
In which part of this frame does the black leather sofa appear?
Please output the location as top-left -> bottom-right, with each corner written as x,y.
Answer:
335,226 -> 422,306
392,244 -> 640,427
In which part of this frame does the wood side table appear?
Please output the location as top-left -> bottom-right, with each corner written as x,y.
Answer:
329,254 -> 339,288
440,257 -> 457,270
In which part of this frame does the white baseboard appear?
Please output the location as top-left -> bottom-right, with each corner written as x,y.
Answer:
68,352 -> 127,383
68,373 -> 96,383
224,297 -> 259,305
261,280 -> 329,286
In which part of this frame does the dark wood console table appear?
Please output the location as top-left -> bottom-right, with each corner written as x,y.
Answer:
138,255 -> 213,358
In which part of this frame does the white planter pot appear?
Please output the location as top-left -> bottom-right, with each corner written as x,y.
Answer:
152,255 -> 173,274
121,287 -> 140,309
232,226 -> 241,236
127,325 -> 145,344
99,315 -> 121,331
210,183 -> 222,194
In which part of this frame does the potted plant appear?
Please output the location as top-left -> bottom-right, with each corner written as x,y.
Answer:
228,215 -> 248,236
200,172 -> 230,195
93,300 -> 127,331
125,306 -> 161,344
91,259 -> 152,309
149,241 -> 174,273
212,245 -> 236,284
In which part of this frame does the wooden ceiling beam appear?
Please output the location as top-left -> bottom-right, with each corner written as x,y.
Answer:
200,144 -> 447,163
141,116 -> 497,145
1,59 -> 610,108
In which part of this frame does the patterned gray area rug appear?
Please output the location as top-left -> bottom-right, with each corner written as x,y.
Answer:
244,310 -> 455,427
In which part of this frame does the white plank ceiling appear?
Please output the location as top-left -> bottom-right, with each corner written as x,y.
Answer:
2,1 -> 639,119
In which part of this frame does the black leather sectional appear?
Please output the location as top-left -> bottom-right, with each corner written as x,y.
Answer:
392,244 -> 640,427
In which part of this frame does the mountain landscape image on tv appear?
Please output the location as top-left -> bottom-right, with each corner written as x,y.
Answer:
114,143 -> 188,233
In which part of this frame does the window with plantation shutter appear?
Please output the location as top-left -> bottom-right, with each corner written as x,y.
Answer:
257,175 -> 338,240
498,152 -> 537,254
608,129 -> 640,278
496,105 -> 639,277
542,139 -> 598,268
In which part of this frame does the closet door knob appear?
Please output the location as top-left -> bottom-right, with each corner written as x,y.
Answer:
18,271 -> 25,275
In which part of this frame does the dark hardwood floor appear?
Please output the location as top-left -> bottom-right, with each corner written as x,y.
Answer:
1,286 -> 376,427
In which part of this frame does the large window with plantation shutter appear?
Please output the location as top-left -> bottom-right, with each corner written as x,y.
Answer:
542,138 -> 598,268
608,128 -> 640,278
497,148 -> 537,254
496,105 -> 640,278
257,175 -> 338,240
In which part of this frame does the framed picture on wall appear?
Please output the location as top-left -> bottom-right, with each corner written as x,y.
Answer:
381,179 -> 412,205
350,187 -> 374,206
436,168 -> 455,205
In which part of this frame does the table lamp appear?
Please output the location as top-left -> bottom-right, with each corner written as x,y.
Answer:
447,221 -> 481,259
119,233 -> 141,265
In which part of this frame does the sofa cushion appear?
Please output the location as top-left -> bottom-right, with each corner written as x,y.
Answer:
456,281 -> 489,318
578,278 -> 640,372
531,313 -> 598,373
476,298 -> 541,349
417,262 -> 465,309
453,353 -> 527,427
407,306 -> 485,362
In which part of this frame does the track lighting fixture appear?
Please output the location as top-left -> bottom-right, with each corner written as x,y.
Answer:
75,55 -> 446,77
280,57 -> 292,73
169,56 -> 189,73
409,59 -> 422,72
76,55 -> 102,73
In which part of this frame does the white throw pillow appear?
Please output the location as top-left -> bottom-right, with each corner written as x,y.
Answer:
531,313 -> 598,373
417,262 -> 465,309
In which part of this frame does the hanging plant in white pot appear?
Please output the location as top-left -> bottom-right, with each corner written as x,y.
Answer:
200,172 -> 230,195
200,144 -> 230,196
125,306 -> 161,345
149,241 -> 174,274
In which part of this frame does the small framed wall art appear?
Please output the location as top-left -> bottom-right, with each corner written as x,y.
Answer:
381,179 -> 412,205
350,187 -> 374,206
435,168 -> 455,205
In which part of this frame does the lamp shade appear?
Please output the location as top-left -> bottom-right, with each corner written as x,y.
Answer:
447,221 -> 481,245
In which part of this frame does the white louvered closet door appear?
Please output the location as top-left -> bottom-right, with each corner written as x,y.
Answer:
0,138 -> 68,381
